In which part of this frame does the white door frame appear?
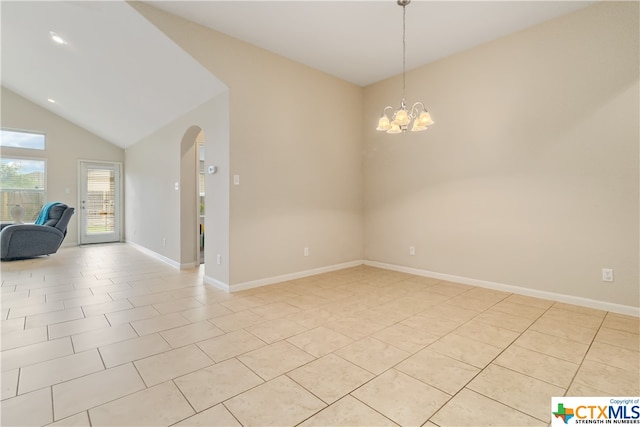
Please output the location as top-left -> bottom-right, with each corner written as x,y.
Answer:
78,160 -> 122,245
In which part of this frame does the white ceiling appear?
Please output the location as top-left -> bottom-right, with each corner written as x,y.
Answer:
149,1 -> 595,87
1,1 -> 226,148
1,1 -> 595,148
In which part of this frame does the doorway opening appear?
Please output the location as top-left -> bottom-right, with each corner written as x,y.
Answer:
198,139 -> 205,264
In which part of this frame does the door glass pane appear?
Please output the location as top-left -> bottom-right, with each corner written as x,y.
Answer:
87,168 -> 115,234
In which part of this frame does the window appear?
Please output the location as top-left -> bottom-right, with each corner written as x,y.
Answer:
0,158 -> 46,222
0,129 -> 46,150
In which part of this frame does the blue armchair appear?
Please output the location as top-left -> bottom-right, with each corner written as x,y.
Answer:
1,204 -> 75,261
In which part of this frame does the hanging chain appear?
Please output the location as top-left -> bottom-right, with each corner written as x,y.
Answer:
402,3 -> 406,101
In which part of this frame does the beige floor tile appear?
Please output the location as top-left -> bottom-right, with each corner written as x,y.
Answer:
2,337 -> 73,372
287,326 -> 353,357
285,294 -> 331,310
130,312 -> 190,335
355,306 -> 413,326
159,320 -> 224,348
427,281 -> 473,297
572,360 -> 640,395
473,309 -> 535,333
352,368 -> 450,426
595,327 -> 640,351
285,308 -> 339,329
245,317 -> 308,344
372,323 -> 438,354
585,341 -> 640,372
324,315 -> 387,340
25,307 -> 85,329
81,299 -> 134,317
552,302 -> 607,318
420,303 -> 481,324
99,333 -> 172,368
71,323 -> 138,353
153,297 -> 202,315
467,364 -> 565,422
19,349 -> 104,394
1,325 -> 48,351
453,319 -> 520,348
287,353 -> 374,404
196,329 -> 266,362
514,329 -> 589,364
1,387 -> 53,427
428,333 -> 503,368
46,411 -> 90,426
249,301 -> 301,320
541,308 -> 604,330
400,315 -> 461,337
603,313 -> 640,334
1,368 -> 19,399
210,310 -> 264,332
62,294 -> 114,310
104,305 -> 160,325
52,363 -> 145,420
238,340 -> 315,381
8,300 -> 64,319
126,291 -> 175,307
88,381 -> 194,426
493,345 -> 579,388
334,336 -> 409,375
396,348 -> 480,395
490,300 -> 547,320
446,295 -> 496,312
47,289 -> 94,303
179,303 -> 234,322
430,388 -> 546,426
529,316 -> 598,345
174,358 -> 264,412
2,317 -> 26,333
48,315 -> 110,340
300,395 -> 398,427
565,381 -> 610,397
174,404 -> 241,427
134,344 -> 213,387
503,294 -> 554,309
224,375 -> 326,426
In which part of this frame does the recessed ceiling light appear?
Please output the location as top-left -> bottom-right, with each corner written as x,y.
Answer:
47,98 -> 56,104
49,31 -> 67,45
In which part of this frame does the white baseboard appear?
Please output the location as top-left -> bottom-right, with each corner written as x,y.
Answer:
229,260 -> 365,292
364,260 -> 639,317
203,275 -> 230,292
126,241 -> 181,270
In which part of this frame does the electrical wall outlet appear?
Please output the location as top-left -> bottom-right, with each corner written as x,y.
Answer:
602,268 -> 614,282
217,254 -> 221,265
409,246 -> 415,255
304,247 -> 309,257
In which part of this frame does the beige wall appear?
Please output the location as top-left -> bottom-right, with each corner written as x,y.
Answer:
364,2 -> 639,307
131,3 -> 365,286
0,87 -> 124,246
124,94 -> 230,284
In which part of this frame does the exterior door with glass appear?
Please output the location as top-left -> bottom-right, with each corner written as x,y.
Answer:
79,161 -> 121,244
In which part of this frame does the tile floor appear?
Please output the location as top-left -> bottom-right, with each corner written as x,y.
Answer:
1,243 -> 639,426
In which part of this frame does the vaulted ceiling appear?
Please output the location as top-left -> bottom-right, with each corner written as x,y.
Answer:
1,1 -> 595,148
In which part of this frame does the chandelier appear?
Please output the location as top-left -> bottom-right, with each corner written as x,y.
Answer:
376,0 -> 434,134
